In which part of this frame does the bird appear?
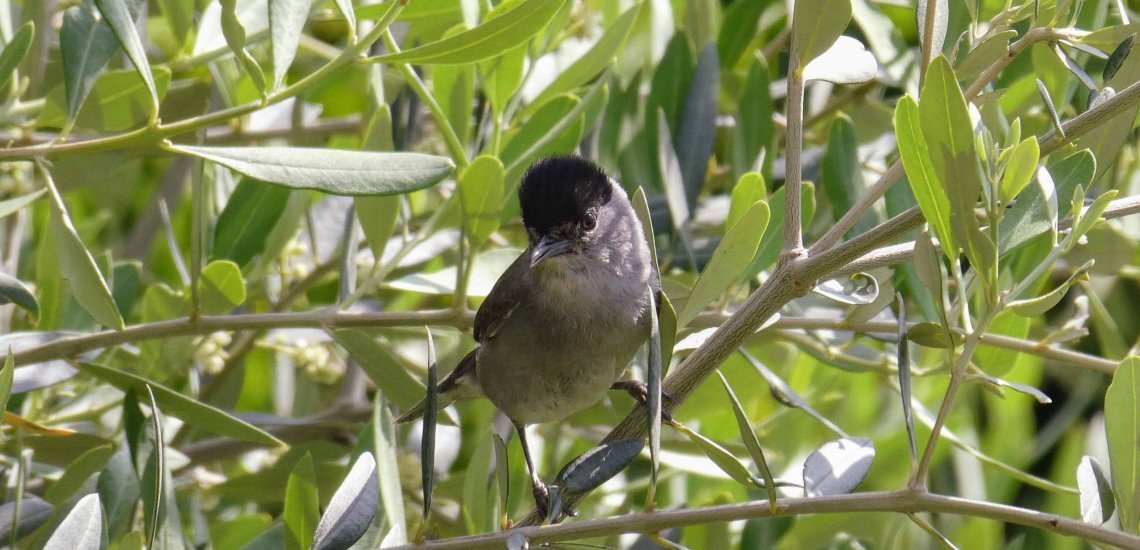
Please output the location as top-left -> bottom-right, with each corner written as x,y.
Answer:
396,155 -> 659,518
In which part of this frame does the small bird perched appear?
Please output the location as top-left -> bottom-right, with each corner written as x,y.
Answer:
396,155 -> 658,517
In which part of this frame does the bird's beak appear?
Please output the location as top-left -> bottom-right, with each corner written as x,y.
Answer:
530,235 -> 573,267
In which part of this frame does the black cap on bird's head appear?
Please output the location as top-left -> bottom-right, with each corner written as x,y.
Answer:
519,156 -> 614,267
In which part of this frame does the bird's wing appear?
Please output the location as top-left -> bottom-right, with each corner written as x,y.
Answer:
473,250 -> 532,343
394,348 -> 479,424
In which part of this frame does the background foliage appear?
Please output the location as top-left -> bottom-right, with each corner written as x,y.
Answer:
0,0 -> 1138,548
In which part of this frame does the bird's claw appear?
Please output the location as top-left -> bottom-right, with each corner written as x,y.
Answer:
611,380 -> 676,423
532,481 -> 550,520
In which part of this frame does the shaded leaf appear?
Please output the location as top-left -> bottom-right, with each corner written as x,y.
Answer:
896,294 -> 917,464
269,0 -> 310,90
554,439 -> 644,493
93,0 -> 159,116
678,200 -> 769,326
916,0 -> 948,61
45,445 -> 114,506
1104,34 -> 1135,81
676,43 -> 719,208
219,0 -> 267,97
0,496 -> 54,544
170,146 -> 455,196
212,178 -> 290,267
422,332 -> 438,520
331,330 -> 426,412
0,189 -> 45,220
1009,260 -> 1092,316
671,422 -> 757,487
793,0 -> 853,67
458,156 -> 505,248
198,260 -> 246,314
803,437 -> 875,497
1000,149 -> 1092,254
49,186 -> 124,331
528,2 -> 639,108
59,0 -> 119,136
76,362 -> 284,445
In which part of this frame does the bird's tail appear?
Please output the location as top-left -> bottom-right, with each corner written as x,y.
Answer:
395,349 -> 480,424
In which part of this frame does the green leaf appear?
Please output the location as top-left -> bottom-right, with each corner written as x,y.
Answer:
332,330 -> 426,412
269,0 -> 310,90
676,43 -> 719,209
727,173 -> 767,231
1000,149 -> 1093,254
51,200 -> 124,331
750,182 -> 816,275
678,200 -> 769,326
45,445 -> 113,506
1077,33 -> 1140,182
0,22 -> 33,91
462,435 -> 494,534
1104,35 -> 1135,81
793,0 -> 852,68
76,362 -> 284,446
1077,455 -> 1116,525
219,0 -> 267,97
1072,190 -> 1119,245
59,0 -> 127,137
527,2 -> 639,109
0,352 -> 12,415
198,260 -> 246,314
907,321 -> 958,348
458,156 -> 505,248
93,0 -> 159,117
671,421 -> 758,487
355,195 -> 400,259
658,292 -> 677,376
921,57 -> 994,279
956,30 -> 1017,79
716,0 -> 764,68
916,0 -> 948,62
422,331 -> 437,521
284,453 -> 319,550
500,93 -> 588,187
717,371 -> 777,511
373,393 -> 406,545
0,271 -> 37,316
170,145 -> 454,196
212,178 -> 291,267
479,43 -> 526,115
895,95 -> 955,255
39,68 -> 173,133
1000,138 -> 1040,204
371,0 -> 566,64
1105,356 -> 1140,533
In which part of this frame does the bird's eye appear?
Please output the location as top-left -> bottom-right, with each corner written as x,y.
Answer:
581,211 -> 597,231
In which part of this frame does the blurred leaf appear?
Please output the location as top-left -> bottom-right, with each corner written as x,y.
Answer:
462,435 -> 495,534
284,454 -> 319,550
0,189 -> 45,220
198,260 -> 246,314
659,289 -> 677,372
896,295 -> 917,464
312,453 -> 377,550
355,195 -> 401,259
0,352 -> 11,413
433,60 -> 475,144
501,94 -> 585,187
3,411 -> 76,436
907,322 -> 958,348
1072,190 -> 1118,245
170,146 -> 454,196
742,349 -> 848,436
388,248 -> 518,297
219,0 -> 267,97
43,493 -> 104,550
956,30 -> 1016,80
212,178 -> 290,267
676,43 -> 719,208
93,0 -> 159,115
98,446 -> 139,541
554,439 -> 644,493
0,271 -> 37,316
1037,78 -> 1065,138
716,0 -> 764,68
0,497 -> 54,545
671,422 -> 758,487
895,95 -> 955,256
821,115 -> 874,238
733,58 -> 773,180
793,0 -> 852,67
802,437 -> 875,497
1106,356 -> 1140,533
0,22 -> 33,91
45,445 -> 113,506
39,68 -> 172,132
459,156 -> 505,248
750,182 -> 815,276
678,200 -> 769,326
494,434 -> 510,526
913,230 -> 941,292
374,0 -> 565,64
269,0 -> 310,90
331,330 -> 426,411
528,2 -> 639,109
373,393 -> 406,544
717,371 -> 777,511
479,43 -> 526,115
1077,456 -> 1115,524
803,36 -> 877,83
1009,260 -> 1092,316
76,362 -> 284,445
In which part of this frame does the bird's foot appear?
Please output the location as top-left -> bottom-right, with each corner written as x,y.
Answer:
532,480 -> 551,519
610,380 -> 676,423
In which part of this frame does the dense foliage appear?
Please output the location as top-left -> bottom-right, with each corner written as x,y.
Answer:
0,0 -> 1138,548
